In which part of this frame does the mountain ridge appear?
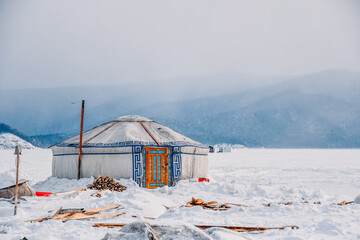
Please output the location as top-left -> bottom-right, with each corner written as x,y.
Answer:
0,69 -> 359,148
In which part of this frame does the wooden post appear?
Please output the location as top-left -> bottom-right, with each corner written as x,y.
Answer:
77,100 -> 85,180
14,145 -> 22,216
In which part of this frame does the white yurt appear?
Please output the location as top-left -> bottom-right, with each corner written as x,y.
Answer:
50,115 -> 208,188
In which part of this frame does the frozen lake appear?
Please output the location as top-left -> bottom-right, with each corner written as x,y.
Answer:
0,148 -> 359,239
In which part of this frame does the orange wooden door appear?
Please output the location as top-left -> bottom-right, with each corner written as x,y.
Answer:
143,147 -> 171,188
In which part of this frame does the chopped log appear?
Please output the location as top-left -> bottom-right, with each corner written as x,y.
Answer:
93,223 -> 300,232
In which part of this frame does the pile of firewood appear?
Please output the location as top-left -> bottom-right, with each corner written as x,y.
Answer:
87,176 -> 127,192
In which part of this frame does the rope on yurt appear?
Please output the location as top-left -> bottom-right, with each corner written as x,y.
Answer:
83,121 -> 120,145
139,121 -> 160,146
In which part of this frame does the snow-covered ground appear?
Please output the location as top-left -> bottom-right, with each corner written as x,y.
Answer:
0,148 -> 359,239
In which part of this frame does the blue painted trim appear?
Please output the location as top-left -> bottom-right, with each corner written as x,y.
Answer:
55,144 -> 141,148
177,152 -> 208,156
158,157 -> 161,181
142,148 -> 146,188
153,157 -> 157,181
172,146 -> 182,184
149,150 -> 165,154
54,142 -> 208,149
132,146 -> 142,187
53,152 -> 132,156
53,151 -> 207,157
168,150 -> 172,186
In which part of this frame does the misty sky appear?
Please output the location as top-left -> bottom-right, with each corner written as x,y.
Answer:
0,0 -> 359,89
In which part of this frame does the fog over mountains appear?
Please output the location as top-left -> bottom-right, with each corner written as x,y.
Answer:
0,69 -> 359,148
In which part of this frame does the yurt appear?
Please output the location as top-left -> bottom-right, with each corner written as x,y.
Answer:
50,115 -> 208,188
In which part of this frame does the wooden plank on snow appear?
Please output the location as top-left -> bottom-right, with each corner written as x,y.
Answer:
84,204 -> 120,214
62,212 -> 125,222
93,223 -> 300,232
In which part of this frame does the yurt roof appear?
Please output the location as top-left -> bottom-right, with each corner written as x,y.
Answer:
53,115 -> 206,148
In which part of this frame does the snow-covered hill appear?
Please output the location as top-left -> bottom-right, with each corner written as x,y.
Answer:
0,133 -> 35,149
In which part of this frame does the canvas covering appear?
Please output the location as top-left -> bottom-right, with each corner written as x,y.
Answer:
51,115 -> 208,184
0,180 -> 35,199
56,115 -> 203,147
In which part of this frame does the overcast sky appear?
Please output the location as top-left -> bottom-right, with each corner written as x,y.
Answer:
0,0 -> 359,89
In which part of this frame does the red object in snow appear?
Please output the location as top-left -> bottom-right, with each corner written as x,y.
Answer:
198,178 -> 209,182
35,191 -> 52,197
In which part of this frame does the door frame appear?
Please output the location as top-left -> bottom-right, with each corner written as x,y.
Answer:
142,146 -> 172,188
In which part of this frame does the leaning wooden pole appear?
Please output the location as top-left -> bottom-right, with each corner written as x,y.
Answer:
14,145 -> 21,215
77,100 -> 85,180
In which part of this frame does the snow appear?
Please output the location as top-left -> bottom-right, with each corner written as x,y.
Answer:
0,148 -> 359,239
115,115 -> 152,122
355,194 -> 360,204
0,133 -> 35,150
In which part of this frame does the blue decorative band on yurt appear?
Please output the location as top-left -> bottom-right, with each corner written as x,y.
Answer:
172,146 -> 182,183
142,148 -> 146,188
132,146 -> 142,186
55,141 -> 208,149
